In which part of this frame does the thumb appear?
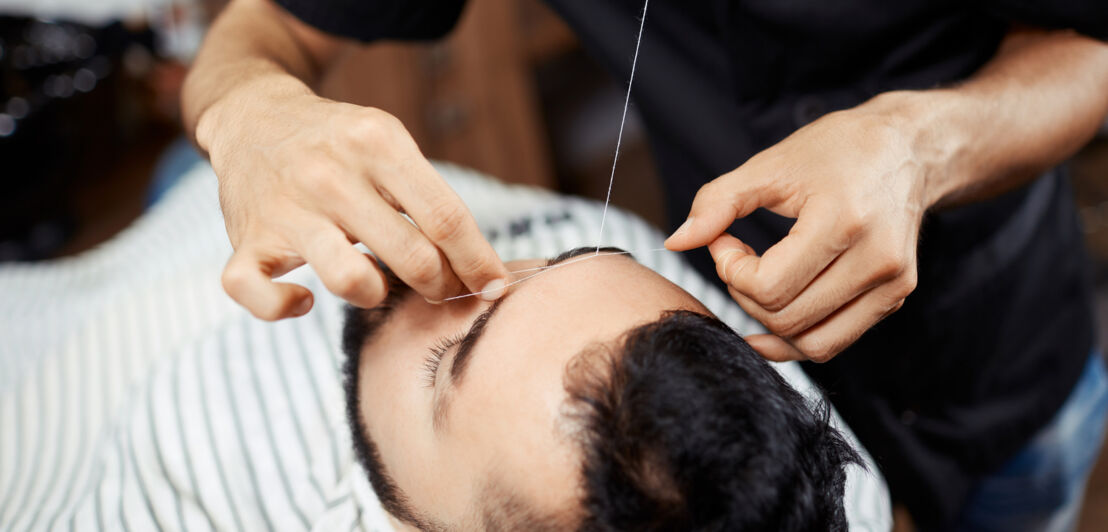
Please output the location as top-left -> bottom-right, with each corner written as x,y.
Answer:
664,168 -> 776,251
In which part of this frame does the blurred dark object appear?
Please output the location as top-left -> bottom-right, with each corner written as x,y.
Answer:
0,16 -> 176,261
533,45 -> 664,229
320,0 -> 558,189
1074,137 -> 1108,275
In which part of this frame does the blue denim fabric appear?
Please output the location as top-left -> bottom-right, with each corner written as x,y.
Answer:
953,352 -> 1108,532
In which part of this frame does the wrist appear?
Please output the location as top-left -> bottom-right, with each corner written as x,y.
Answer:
195,73 -> 315,165
865,89 -> 971,210
193,95 -> 227,157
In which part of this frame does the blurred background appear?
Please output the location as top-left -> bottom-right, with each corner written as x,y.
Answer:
0,0 -> 666,263
1,0 -> 1106,528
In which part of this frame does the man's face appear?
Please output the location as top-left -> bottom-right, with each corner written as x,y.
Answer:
352,248 -> 709,529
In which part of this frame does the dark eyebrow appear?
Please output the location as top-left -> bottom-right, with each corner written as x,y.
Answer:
448,295 -> 507,385
547,246 -> 631,267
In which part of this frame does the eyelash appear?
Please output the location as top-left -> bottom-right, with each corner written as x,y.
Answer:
422,333 -> 465,388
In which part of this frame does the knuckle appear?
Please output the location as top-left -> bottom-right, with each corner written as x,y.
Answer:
221,265 -> 250,296
423,201 -> 469,243
329,267 -> 368,300
837,207 -> 868,239
454,251 -> 499,283
748,285 -> 785,310
351,109 -> 397,143
872,262 -> 899,281
760,289 -> 791,311
808,351 -> 835,364
765,313 -> 803,338
691,181 -> 722,213
403,245 -> 444,286
694,181 -> 718,200
900,274 -> 918,296
872,248 -> 907,280
800,339 -> 836,363
365,107 -> 404,129
892,272 -> 917,299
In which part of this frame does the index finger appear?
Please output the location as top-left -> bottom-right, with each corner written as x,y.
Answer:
709,201 -> 848,311
380,157 -> 508,300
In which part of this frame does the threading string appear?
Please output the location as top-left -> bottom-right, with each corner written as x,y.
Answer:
595,0 -> 651,256
443,247 -> 669,302
442,0 -> 655,303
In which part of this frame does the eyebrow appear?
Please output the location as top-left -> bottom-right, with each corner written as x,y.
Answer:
447,247 -> 627,385
433,246 -> 630,427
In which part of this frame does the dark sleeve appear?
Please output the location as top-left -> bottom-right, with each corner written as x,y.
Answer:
976,0 -> 1107,40
272,0 -> 468,43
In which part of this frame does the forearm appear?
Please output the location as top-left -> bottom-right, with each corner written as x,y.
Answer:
879,28 -> 1108,209
668,27 -> 1108,363
182,0 -> 344,155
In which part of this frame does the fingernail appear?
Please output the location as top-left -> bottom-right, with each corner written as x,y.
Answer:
294,297 -> 312,316
669,217 -> 695,239
479,278 -> 506,301
424,297 -> 443,305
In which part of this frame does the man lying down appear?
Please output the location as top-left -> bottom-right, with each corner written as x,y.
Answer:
342,244 -> 877,531
0,162 -> 889,530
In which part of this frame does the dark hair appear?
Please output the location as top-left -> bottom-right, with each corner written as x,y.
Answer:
342,294 -> 859,530
566,310 -> 860,531
341,281 -> 430,528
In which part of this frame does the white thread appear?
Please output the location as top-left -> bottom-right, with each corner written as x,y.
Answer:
443,0 -> 655,303
443,247 -> 669,302
595,0 -> 650,255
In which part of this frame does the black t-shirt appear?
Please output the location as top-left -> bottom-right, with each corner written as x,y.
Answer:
274,0 -> 1106,526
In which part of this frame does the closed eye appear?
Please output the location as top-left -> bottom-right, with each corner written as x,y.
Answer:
422,333 -> 464,388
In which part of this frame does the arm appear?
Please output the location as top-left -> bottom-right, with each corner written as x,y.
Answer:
182,0 -> 342,146
666,28 -> 1108,362
182,0 -> 508,321
915,28 -> 1108,208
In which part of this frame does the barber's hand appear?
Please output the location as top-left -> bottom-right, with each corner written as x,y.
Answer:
665,95 -> 932,362
201,90 -> 508,320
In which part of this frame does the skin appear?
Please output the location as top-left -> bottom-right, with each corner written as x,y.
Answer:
183,2 -> 1108,362
356,254 -> 707,529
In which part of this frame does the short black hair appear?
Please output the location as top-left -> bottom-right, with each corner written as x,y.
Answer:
566,310 -> 860,531
341,272 -> 859,530
341,270 -> 432,528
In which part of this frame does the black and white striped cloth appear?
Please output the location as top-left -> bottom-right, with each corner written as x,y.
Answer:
0,161 -> 892,531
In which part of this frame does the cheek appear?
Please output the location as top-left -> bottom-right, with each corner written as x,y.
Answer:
357,334 -> 438,478
359,346 -> 481,524
359,340 -> 426,429
357,342 -> 443,501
